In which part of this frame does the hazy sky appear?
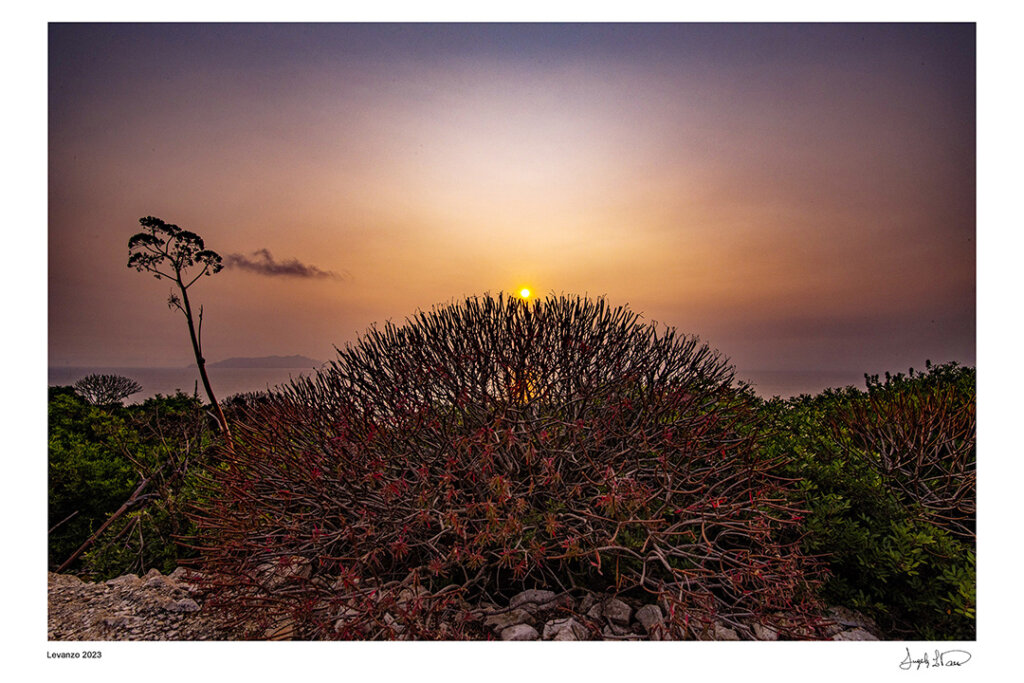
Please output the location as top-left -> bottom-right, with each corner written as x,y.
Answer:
48,23 -> 975,379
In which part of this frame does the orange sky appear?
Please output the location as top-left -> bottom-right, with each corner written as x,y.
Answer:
48,23 -> 975,382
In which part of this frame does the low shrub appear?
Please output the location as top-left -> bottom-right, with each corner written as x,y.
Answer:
191,294 -> 825,639
767,362 -> 975,639
48,389 -> 216,578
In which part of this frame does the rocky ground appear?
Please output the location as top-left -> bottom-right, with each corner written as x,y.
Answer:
48,569 -> 881,642
48,569 -> 241,641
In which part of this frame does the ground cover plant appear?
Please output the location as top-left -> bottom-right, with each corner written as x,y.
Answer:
190,294 -> 826,639
765,362 -> 976,640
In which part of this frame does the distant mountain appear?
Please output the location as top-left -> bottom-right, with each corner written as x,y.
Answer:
204,355 -> 325,369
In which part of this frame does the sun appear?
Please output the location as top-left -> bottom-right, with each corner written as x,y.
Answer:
519,288 -> 531,299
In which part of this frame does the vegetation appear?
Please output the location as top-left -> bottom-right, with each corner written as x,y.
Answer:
189,294 -> 826,639
764,361 -> 975,640
72,373 -> 143,405
127,216 -> 231,438
47,294 -> 975,641
48,386 -> 217,578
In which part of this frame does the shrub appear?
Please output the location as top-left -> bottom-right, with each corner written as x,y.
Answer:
191,294 -> 824,639
768,362 -> 975,639
49,390 -> 216,578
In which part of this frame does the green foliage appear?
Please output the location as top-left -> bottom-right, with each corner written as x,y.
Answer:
766,362 -> 976,639
48,388 -> 216,579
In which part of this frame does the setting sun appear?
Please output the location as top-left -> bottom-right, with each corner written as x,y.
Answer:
519,288 -> 531,299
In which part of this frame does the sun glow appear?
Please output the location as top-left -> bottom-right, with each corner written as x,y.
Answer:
519,288 -> 531,299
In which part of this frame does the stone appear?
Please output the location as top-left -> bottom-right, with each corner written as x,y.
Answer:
826,606 -> 879,637
483,608 -> 535,631
578,593 -> 599,615
635,604 -> 662,630
586,602 -> 604,620
256,556 -> 312,590
713,622 -> 740,640
603,598 -> 632,626
105,574 -> 143,589
635,604 -> 664,639
752,622 -> 779,641
542,617 -> 587,641
509,589 -> 557,610
264,619 -> 296,640
51,573 -> 85,588
144,573 -> 174,590
102,613 -> 139,628
602,623 -> 638,639
501,623 -> 540,641
163,598 -> 200,613
833,627 -> 878,641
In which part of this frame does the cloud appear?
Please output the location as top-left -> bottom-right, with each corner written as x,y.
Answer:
224,249 -> 346,280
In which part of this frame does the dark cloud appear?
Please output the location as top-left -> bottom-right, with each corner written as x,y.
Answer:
224,249 -> 345,280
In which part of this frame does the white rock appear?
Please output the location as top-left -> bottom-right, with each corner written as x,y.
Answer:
603,598 -> 633,626
542,617 -> 587,641
510,589 -> 557,610
635,604 -> 662,630
501,623 -> 540,641
713,622 -> 740,640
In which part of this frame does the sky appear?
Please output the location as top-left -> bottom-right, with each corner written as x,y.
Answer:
48,22 -> 975,384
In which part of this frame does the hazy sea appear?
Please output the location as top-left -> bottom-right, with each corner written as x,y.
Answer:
50,366 -> 868,403
49,366 -> 320,403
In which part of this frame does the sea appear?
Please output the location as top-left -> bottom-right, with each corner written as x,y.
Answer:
49,366 -> 320,403
49,366 -> 868,403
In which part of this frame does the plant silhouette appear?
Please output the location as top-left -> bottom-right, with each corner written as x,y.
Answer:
127,216 -> 231,438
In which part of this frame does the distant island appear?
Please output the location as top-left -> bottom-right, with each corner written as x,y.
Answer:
197,355 -> 325,369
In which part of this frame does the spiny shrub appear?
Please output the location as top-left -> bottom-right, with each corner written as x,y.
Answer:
191,294 -> 824,639
842,361 -> 975,542
769,362 -> 975,639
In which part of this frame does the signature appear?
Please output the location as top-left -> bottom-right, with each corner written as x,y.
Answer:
900,647 -> 972,670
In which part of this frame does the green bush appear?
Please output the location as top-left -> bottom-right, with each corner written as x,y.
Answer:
766,362 -> 975,639
48,388 -> 216,578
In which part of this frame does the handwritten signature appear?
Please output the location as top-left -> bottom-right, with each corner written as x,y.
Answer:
900,648 -> 972,670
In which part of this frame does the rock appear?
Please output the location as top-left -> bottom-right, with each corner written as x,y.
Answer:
826,606 -> 879,637
144,573 -> 175,590
105,574 -> 143,589
163,598 -> 200,613
586,602 -> 604,620
603,598 -> 632,626
256,556 -> 311,590
501,623 -> 540,641
602,623 -> 638,639
635,604 -> 664,638
713,622 -> 740,640
484,608 -> 535,631
578,593 -> 599,615
51,573 -> 85,588
509,589 -> 558,610
102,613 -> 139,628
542,617 -> 587,641
48,570 -> 239,641
833,627 -> 878,641
264,619 -> 296,640
752,622 -> 779,641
